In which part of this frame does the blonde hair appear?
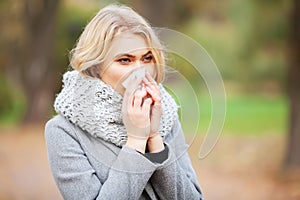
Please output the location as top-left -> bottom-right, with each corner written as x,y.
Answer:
70,4 -> 165,82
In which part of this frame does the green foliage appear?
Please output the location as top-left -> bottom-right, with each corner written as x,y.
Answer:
53,2 -> 100,72
179,18 -> 239,81
0,75 -> 25,124
177,0 -> 291,93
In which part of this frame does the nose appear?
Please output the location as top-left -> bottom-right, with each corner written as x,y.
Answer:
133,60 -> 143,70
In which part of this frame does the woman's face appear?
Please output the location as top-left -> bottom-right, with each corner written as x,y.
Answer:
101,32 -> 156,95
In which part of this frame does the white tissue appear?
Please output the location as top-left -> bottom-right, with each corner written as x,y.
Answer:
122,68 -> 146,88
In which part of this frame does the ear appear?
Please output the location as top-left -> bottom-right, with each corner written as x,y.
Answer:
91,65 -> 102,78
83,65 -> 102,78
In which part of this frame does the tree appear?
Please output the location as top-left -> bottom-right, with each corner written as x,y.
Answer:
285,0 -> 300,168
4,0 -> 60,123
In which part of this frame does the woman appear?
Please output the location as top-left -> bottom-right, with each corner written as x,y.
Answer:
45,4 -> 203,200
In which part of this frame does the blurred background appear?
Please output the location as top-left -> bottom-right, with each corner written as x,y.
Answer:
0,0 -> 299,199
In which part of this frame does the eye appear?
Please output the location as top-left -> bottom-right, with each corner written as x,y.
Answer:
143,55 -> 153,63
117,58 -> 131,64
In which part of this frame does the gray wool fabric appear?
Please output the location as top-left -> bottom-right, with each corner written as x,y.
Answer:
45,115 -> 203,200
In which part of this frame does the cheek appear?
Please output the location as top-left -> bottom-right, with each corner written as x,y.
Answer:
101,64 -> 127,87
111,67 -> 133,85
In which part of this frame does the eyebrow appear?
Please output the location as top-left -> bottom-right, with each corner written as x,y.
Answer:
142,51 -> 152,58
115,50 -> 152,59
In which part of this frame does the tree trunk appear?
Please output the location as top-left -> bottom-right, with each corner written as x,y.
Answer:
18,0 -> 60,123
285,0 -> 300,168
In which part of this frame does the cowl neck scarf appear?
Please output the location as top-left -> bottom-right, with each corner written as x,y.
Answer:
54,70 -> 178,147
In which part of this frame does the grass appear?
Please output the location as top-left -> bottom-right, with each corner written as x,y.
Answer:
221,94 -> 288,135
179,93 -> 288,136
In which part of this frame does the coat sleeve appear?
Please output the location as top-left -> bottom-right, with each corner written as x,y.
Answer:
149,118 -> 204,200
45,116 -> 158,200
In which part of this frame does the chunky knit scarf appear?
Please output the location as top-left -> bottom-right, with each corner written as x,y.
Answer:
54,70 -> 178,147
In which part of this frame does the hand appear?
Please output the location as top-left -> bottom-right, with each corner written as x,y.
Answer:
122,76 -> 153,153
143,72 -> 165,153
143,72 -> 162,137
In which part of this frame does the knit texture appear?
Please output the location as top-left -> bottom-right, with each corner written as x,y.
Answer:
54,70 -> 178,147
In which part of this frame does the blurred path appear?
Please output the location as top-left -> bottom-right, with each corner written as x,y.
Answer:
0,124 -> 62,200
0,125 -> 299,200
189,135 -> 300,200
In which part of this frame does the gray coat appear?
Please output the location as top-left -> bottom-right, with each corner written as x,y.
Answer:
45,115 -> 203,200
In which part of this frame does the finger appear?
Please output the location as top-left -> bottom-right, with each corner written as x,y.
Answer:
143,76 -> 156,88
153,101 -> 162,110
133,89 -> 145,108
143,74 -> 160,93
145,72 -> 158,86
143,76 -> 159,94
137,85 -> 148,97
142,97 -> 153,117
144,79 -> 161,102
145,86 -> 161,103
123,83 -> 140,114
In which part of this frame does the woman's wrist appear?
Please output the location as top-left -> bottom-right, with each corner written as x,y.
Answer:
147,134 -> 165,153
125,136 -> 148,154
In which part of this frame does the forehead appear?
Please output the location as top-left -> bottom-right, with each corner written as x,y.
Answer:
107,32 -> 150,58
